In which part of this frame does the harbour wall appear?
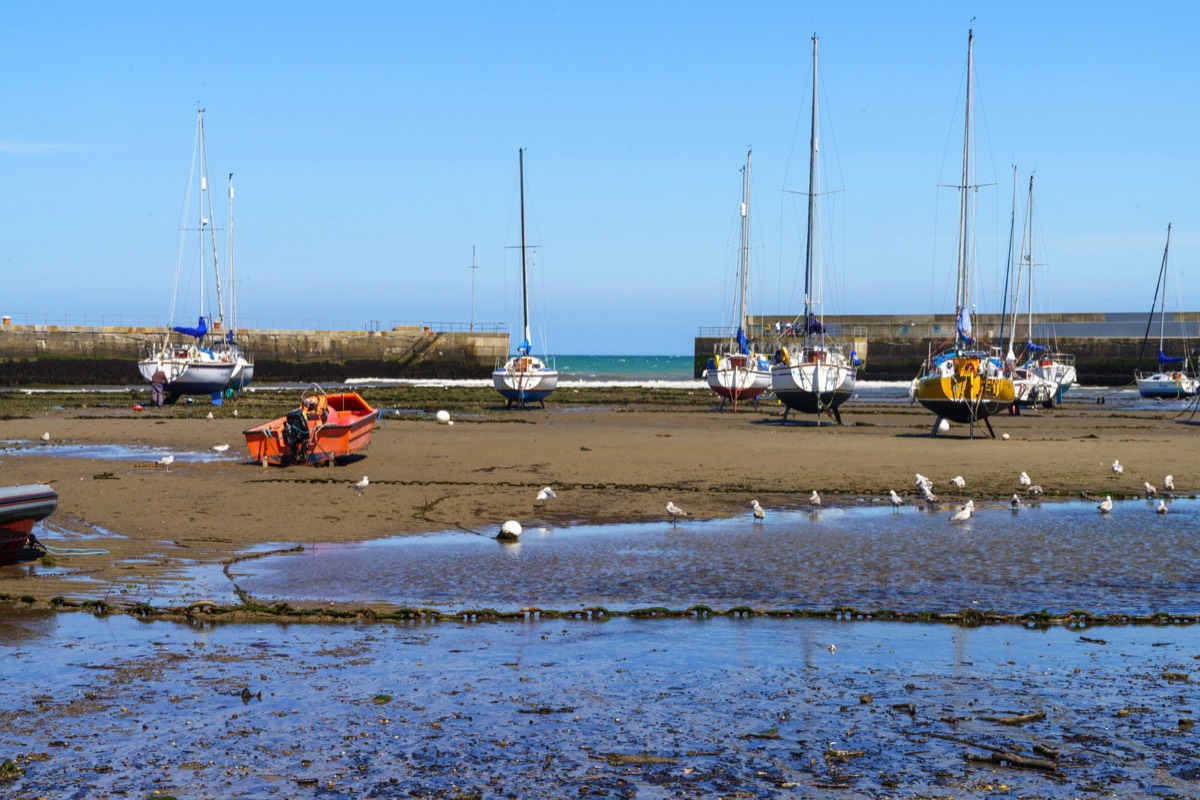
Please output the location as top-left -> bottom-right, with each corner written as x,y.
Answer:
0,323 -> 510,386
695,312 -> 1200,385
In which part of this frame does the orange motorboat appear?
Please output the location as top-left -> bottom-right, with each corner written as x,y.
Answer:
243,385 -> 380,466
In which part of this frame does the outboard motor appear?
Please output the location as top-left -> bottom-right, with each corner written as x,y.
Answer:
282,408 -> 311,461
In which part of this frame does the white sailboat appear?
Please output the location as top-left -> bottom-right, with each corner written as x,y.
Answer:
1135,224 -> 1198,399
705,148 -> 771,408
1003,172 -> 1072,408
215,172 -> 254,392
138,108 -> 236,402
492,148 -> 558,408
912,29 -> 1015,436
771,35 -> 857,424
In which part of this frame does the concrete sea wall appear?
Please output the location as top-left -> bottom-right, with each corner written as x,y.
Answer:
0,323 -> 510,385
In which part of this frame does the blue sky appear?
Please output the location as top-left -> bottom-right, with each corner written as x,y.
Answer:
3,2 -> 1198,355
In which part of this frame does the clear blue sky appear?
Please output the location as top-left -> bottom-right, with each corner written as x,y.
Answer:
3,2 -> 1198,355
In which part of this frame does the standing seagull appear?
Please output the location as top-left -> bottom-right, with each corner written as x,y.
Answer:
950,476 -> 966,490
888,490 -> 904,510
808,490 -> 822,508
213,444 -> 230,453
1019,471 -> 1031,487
41,432 -> 51,442
1027,484 -> 1044,497
351,476 -> 369,494
948,499 -> 974,523
1156,500 -> 1168,515
1011,494 -> 1022,509
1164,475 -> 1175,492
1111,460 -> 1124,478
536,486 -> 557,502
751,499 -> 765,522
1097,495 -> 1113,513
1144,481 -> 1156,497
666,502 -> 688,524
157,455 -> 175,468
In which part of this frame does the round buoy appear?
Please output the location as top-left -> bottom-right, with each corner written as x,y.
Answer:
435,410 -> 451,424
937,418 -> 950,434
498,520 -> 522,540
448,420 -> 454,426
1001,433 -> 1010,441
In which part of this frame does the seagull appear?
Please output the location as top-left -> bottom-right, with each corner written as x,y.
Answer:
827,644 -> 837,654
915,473 -> 933,491
751,499 -> 765,522
1011,494 -> 1022,509
1164,475 -> 1175,491
157,455 -> 174,468
808,490 -> 822,507
536,486 -> 557,502
1144,481 -> 1156,497
212,444 -> 230,453
351,476 -> 369,494
41,432 -> 50,442
1111,460 -> 1123,478
1019,471 -> 1031,487
948,499 -> 974,522
888,490 -> 904,509
232,409 -> 238,418
1097,495 -> 1113,513
921,486 -> 939,503
666,502 -> 688,524
206,412 -> 214,420
1156,500 -> 1168,515
1027,485 -> 1044,496
950,476 -> 966,490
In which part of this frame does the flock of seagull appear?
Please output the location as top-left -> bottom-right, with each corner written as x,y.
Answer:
662,460 -> 1181,526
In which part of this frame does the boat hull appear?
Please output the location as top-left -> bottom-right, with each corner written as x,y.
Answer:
0,485 -> 57,565
706,353 -> 771,402
243,391 -> 380,466
493,357 -> 558,406
916,373 -> 1015,424
770,347 -> 857,416
1136,372 -> 1199,400
139,347 -> 237,397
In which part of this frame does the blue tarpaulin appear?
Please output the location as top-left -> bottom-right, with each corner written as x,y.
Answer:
517,338 -> 532,356
1158,350 -> 1185,365
805,313 -> 825,335
956,306 -> 974,344
1025,341 -> 1047,353
736,327 -> 749,355
172,316 -> 208,339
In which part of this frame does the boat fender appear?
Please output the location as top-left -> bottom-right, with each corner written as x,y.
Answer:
780,347 -> 791,366
714,354 -> 720,368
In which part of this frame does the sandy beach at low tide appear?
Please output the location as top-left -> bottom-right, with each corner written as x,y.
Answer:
0,388 -> 1195,603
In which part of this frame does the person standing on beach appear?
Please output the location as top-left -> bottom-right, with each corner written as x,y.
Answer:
151,368 -> 167,407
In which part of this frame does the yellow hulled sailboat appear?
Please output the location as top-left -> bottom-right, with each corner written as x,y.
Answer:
913,29 -> 1014,437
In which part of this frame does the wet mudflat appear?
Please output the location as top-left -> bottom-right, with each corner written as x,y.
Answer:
233,499 -> 1200,617
2,610 -> 1199,799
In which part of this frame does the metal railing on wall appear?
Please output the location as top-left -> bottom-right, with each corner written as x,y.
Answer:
1,312 -> 507,335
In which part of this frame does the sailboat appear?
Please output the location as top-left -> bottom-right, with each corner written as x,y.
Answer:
492,148 -> 559,408
214,173 -> 254,392
1135,224 -> 1198,399
770,35 -> 857,424
705,148 -> 771,408
138,109 -> 236,402
913,29 -> 1015,436
1003,173 -> 1074,408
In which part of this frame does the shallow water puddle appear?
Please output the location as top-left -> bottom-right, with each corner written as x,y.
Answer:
232,498 -> 1200,616
1,613 -> 1198,798
2,441 -> 239,463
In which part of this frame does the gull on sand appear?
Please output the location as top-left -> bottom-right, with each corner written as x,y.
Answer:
751,499 -> 765,522
1164,475 -> 1175,491
1111,460 -> 1123,478
1019,471 -> 1031,487
666,502 -> 688,524
41,432 -> 50,442
950,476 -> 966,490
536,486 -> 557,502
157,455 -> 174,467
213,444 -> 230,453
1097,495 -> 1113,513
888,490 -> 903,508
351,476 -> 369,494
1144,481 -> 1156,497
808,490 -> 822,507
1027,485 -> 1044,496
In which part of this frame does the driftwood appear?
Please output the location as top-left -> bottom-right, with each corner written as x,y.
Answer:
980,710 -> 1047,725
964,750 -> 1059,771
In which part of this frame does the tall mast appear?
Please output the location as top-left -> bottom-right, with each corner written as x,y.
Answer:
199,109 -> 223,329
1160,223 -> 1172,354
228,173 -> 236,335
519,148 -> 530,349
1024,174 -> 1035,346
956,29 -> 974,339
738,149 -> 752,337
803,34 -> 819,332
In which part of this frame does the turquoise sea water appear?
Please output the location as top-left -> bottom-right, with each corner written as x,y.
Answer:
553,354 -> 694,382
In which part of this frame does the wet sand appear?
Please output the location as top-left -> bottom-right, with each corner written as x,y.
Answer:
1,391 -> 1196,604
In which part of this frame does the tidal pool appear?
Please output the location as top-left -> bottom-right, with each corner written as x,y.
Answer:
1,610 -> 1198,798
232,498 -> 1200,616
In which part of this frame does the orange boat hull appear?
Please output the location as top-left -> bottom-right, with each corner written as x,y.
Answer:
243,392 -> 380,466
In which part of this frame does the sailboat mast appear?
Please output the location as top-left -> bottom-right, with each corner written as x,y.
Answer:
804,34 -> 819,329
1024,174 -> 1035,347
738,149 -> 752,337
519,148 -> 530,347
956,29 -> 974,331
228,173 -> 236,336
1160,223 -> 1172,354
199,109 -> 223,330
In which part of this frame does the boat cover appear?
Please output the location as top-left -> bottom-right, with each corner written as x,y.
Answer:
1158,350 -> 1185,365
172,316 -> 208,339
